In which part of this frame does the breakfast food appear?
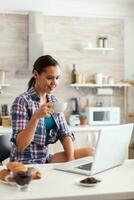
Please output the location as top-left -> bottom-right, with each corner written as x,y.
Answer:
0,169 -> 11,181
7,162 -> 28,172
0,162 -> 42,184
6,175 -> 15,182
27,167 -> 42,180
33,170 -> 42,180
80,177 -> 101,184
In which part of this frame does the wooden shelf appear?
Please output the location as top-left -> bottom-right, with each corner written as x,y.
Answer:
0,83 -> 10,87
70,83 -> 131,89
83,47 -> 114,51
128,113 -> 134,117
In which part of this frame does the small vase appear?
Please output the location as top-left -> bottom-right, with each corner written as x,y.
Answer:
80,118 -> 88,126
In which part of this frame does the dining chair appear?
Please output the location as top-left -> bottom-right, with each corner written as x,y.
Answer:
0,134 -> 11,165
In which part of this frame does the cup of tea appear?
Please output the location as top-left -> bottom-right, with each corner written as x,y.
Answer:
53,101 -> 68,113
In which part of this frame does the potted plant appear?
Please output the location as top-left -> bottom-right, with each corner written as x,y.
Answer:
79,112 -> 88,126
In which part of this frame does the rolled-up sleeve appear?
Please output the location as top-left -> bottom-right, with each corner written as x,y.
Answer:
57,112 -> 75,142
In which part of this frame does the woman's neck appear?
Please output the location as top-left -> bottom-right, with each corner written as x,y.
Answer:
34,84 -> 48,104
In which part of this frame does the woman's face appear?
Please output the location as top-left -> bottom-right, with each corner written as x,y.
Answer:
34,65 -> 61,94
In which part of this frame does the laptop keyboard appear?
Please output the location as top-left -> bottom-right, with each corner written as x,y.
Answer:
77,162 -> 92,171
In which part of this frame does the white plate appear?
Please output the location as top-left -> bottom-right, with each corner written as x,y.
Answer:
0,179 -> 16,186
76,178 -> 101,187
0,175 -> 16,186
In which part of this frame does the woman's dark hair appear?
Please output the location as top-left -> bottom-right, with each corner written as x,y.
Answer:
27,55 -> 59,91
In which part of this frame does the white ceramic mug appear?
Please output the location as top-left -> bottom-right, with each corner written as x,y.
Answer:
53,101 -> 68,113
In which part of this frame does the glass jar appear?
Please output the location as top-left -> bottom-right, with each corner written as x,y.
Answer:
108,76 -> 114,84
95,73 -> 103,84
103,37 -> 108,48
76,72 -> 82,84
97,37 -> 103,48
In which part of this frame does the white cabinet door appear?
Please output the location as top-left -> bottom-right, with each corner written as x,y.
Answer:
48,131 -> 98,154
48,140 -> 63,154
73,131 -> 98,148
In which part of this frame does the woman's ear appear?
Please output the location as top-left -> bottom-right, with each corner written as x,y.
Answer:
33,70 -> 38,78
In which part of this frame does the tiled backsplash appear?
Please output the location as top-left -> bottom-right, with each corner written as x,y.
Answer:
0,13 -> 125,121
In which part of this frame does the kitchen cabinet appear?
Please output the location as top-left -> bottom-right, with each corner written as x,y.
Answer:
0,126 -> 99,154
48,126 -> 100,154
1,125 -> 98,156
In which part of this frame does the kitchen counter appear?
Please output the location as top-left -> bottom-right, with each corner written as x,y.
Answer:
68,125 -> 100,132
0,125 -> 119,154
0,126 -> 12,135
0,125 -> 115,135
68,125 -> 114,132
0,160 -> 134,200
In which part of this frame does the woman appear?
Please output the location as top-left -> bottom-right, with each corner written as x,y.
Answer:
10,55 -> 94,164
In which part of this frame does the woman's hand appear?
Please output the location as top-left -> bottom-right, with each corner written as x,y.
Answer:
34,102 -> 53,119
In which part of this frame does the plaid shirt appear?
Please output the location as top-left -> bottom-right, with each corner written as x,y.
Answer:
10,87 -> 74,164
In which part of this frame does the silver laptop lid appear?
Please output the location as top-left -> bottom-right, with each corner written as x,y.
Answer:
90,123 -> 133,175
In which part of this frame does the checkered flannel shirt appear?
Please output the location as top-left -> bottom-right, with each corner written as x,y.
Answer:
10,87 -> 74,164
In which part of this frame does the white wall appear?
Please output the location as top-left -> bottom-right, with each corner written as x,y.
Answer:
0,0 -> 134,81
124,18 -> 134,112
0,0 -> 134,112
124,18 -> 134,80
0,0 -> 134,17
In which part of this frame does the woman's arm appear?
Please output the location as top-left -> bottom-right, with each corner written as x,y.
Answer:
61,136 -> 75,161
57,112 -> 75,161
16,113 -> 39,152
16,102 -> 53,152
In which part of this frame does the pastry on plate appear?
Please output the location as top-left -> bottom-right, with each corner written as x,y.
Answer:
0,169 -> 11,181
32,170 -> 42,180
6,175 -> 15,183
27,167 -> 42,180
7,162 -> 27,172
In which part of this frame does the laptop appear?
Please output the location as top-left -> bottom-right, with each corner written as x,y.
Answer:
54,123 -> 133,176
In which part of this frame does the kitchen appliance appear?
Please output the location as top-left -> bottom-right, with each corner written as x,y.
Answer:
1,104 -> 9,116
86,107 -> 120,125
69,98 -> 80,126
16,12 -> 44,75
